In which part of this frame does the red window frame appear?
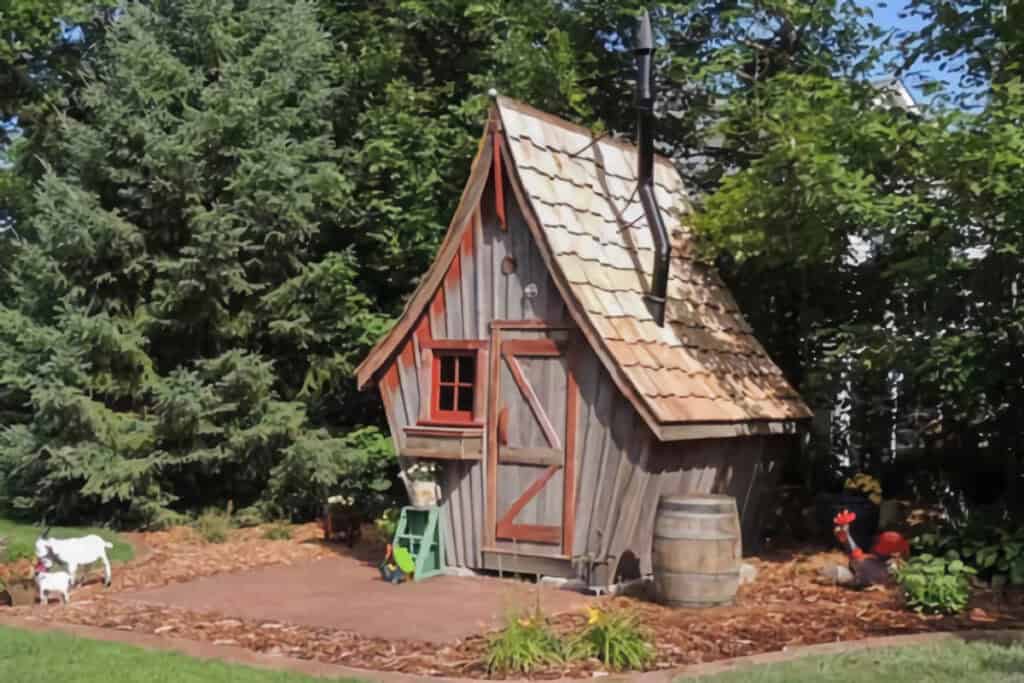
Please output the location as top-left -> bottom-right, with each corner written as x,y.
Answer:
430,350 -> 478,424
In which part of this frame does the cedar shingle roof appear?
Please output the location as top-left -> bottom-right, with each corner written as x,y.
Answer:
496,97 -> 811,426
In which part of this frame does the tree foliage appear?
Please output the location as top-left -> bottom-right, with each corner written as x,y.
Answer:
0,0 -> 397,525
1,0 -> 1022,525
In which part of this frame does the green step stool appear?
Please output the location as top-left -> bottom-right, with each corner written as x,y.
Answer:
392,505 -> 445,581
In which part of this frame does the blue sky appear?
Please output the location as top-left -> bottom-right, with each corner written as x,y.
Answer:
862,0 -> 965,105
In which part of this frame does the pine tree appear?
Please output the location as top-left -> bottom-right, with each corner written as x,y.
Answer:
0,0 -> 393,525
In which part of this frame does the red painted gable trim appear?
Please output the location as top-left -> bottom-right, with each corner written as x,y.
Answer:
354,111 -> 496,390
492,122 -> 506,231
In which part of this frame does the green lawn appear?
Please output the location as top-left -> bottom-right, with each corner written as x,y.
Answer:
0,627 -> 363,682
0,517 -> 134,565
685,639 -> 1024,683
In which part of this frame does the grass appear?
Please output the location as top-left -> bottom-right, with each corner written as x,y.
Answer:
194,508 -> 233,544
684,640 -> 1024,682
0,517 -> 134,565
0,626 -> 362,682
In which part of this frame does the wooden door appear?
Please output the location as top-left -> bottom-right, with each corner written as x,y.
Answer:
487,324 -> 577,555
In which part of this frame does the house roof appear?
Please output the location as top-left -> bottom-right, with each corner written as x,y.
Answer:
356,97 -> 811,440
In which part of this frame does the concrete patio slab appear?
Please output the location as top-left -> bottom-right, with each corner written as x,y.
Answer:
119,554 -> 588,643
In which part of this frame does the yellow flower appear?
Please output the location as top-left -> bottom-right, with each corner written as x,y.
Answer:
869,493 -> 882,505
586,607 -> 602,625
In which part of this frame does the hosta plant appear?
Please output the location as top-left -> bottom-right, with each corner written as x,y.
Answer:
914,523 -> 1024,585
894,551 -> 976,615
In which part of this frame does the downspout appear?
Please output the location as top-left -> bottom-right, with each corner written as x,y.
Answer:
633,10 -> 671,326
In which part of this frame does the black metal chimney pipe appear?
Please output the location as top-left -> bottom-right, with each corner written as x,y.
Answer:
633,9 -> 671,326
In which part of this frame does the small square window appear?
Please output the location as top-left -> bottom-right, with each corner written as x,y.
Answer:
431,349 -> 478,424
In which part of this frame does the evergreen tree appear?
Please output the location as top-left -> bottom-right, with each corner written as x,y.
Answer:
0,0 -> 394,525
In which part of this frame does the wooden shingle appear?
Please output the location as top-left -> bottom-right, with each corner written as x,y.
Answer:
497,97 -> 811,425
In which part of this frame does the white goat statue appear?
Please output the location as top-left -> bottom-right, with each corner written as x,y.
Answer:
34,558 -> 72,605
35,528 -> 114,587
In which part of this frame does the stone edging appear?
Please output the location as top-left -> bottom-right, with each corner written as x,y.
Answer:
0,614 -> 1021,683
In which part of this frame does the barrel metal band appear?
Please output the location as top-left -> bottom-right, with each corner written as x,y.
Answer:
654,532 -> 737,541
657,501 -> 734,514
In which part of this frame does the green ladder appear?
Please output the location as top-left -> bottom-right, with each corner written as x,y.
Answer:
392,505 -> 445,581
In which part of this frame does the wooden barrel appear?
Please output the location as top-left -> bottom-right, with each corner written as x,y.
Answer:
652,494 -> 742,608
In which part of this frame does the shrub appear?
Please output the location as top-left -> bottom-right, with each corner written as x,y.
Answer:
195,507 -> 233,544
484,611 -> 564,675
3,539 -> 34,563
234,505 -> 268,529
894,551 -> 976,615
844,472 -> 882,505
569,607 -> 653,671
914,523 -> 1024,585
263,522 -> 292,541
148,509 -> 191,531
267,427 -> 398,522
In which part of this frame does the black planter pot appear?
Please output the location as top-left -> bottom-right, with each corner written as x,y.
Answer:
815,492 -> 880,550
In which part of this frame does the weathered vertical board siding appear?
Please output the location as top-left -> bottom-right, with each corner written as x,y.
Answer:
380,180 -> 566,570
376,162 -> 793,577
565,342 -> 793,583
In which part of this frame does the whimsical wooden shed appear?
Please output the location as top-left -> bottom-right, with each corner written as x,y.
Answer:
355,93 -> 811,585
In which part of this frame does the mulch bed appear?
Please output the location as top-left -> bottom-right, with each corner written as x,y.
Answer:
4,526 -> 1024,679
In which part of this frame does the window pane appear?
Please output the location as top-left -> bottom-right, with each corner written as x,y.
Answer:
440,355 -> 456,382
439,385 -> 455,410
457,386 -> 474,412
458,355 -> 476,383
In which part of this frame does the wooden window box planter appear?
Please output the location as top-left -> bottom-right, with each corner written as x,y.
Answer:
401,425 -> 483,461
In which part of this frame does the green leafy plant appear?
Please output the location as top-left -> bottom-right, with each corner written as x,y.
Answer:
195,507 -> 233,544
3,539 -> 34,563
484,611 -> 564,675
234,506 -> 267,529
914,523 -> 1024,585
262,522 -> 292,541
844,472 -> 883,505
267,427 -> 397,522
373,508 -> 400,544
894,551 -> 976,615
568,607 -> 653,671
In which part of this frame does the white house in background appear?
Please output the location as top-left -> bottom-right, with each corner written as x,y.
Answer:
870,77 -> 920,115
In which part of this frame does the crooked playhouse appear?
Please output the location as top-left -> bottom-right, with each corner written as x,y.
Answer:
355,88 -> 810,587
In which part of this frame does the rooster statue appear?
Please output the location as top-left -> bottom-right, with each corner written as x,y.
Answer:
829,509 -> 911,588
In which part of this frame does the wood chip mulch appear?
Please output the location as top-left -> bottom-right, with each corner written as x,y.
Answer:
4,528 -> 1024,679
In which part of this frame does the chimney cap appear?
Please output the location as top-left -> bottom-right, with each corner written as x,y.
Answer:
634,10 -> 654,54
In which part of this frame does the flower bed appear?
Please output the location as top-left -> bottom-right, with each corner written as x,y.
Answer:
4,527 -> 1024,679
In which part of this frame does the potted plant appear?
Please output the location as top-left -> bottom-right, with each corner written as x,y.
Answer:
405,461 -> 440,508
816,472 -> 882,549
323,494 -> 362,546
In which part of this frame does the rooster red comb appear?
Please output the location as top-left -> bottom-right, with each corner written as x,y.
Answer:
833,509 -> 857,526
